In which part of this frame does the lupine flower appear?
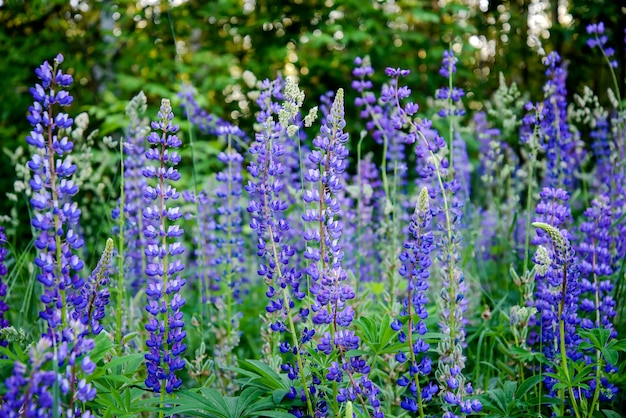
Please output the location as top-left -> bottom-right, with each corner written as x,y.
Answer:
343,154 -> 383,287
1,321 -> 97,417
587,22 -> 618,68
532,188 -> 572,247
1,338 -> 57,417
392,187 -> 438,412
303,88 -> 383,416
247,77 -> 315,415
431,52 -> 480,416
474,112 -> 507,259
182,190 -> 218,303
577,196 -> 618,401
381,55 -> 480,416
527,187 -> 573,348
302,88 -> 353,329
25,54 -> 85,336
436,50 -> 465,120
142,99 -> 187,394
0,226 -> 9,347
179,83 -> 229,136
112,91 -> 151,291
209,125 -> 247,393
532,222 -> 582,398
352,57 -> 410,186
539,52 -> 583,190
72,238 -> 114,335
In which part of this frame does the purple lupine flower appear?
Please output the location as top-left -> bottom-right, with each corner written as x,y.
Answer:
343,154 -> 383,287
539,52 -> 583,190
182,190 -> 218,303
431,52 -> 480,416
452,132 -> 471,203
353,57 -> 410,185
247,77 -> 314,415
143,99 -> 187,394
589,114 -> 612,188
0,227 -> 9,347
531,222 -> 582,396
303,88 -> 383,416
392,188 -> 437,413
577,196 -> 618,400
179,83 -> 226,136
527,187 -> 573,349
25,54 -> 85,336
213,127 -> 247,302
112,91 -> 151,291
379,55 -> 479,416
247,77 -> 306,326
72,238 -> 114,335
302,88 -> 353,329
209,125 -> 247,392
1,321 -> 97,417
587,22 -> 618,68
57,320 -> 98,410
532,188 -> 572,247
474,112 -> 507,259
1,338 -> 57,417
436,50 -> 466,120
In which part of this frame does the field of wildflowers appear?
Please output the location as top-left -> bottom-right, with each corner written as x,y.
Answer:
0,12 -> 626,418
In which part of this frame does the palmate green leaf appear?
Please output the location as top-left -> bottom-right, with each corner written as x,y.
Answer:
89,332 -> 114,363
231,359 -> 289,391
486,388 -> 508,414
168,387 -> 293,418
272,388 -> 291,405
508,346 -> 548,363
597,410 -> 624,418
608,337 -> 626,351
101,352 -> 145,372
168,389 -> 228,417
515,374 -> 543,399
602,347 -> 618,366
94,386 -> 160,417
578,327 -> 611,350
354,314 -> 444,355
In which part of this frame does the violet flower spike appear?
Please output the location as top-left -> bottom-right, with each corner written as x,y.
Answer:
393,188 -> 438,413
142,99 -> 187,394
25,54 -> 85,338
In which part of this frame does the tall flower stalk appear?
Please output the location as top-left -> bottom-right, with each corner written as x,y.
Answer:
142,99 -> 187,409
532,222 -> 582,418
210,125 -> 247,392
246,77 -> 314,416
382,55 -> 481,416
303,88 -> 383,416
26,53 -> 84,338
392,187 -> 438,416
112,91 -> 150,349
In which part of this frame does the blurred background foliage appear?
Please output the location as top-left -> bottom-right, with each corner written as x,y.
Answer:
0,0 -> 624,232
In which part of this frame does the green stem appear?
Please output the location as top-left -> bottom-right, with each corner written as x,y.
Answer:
158,136 -> 170,418
261,126 -> 314,417
116,123 -> 126,351
523,108 -> 541,275
225,133 -> 234,368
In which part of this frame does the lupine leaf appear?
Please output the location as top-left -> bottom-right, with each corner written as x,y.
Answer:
515,374 -> 542,399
